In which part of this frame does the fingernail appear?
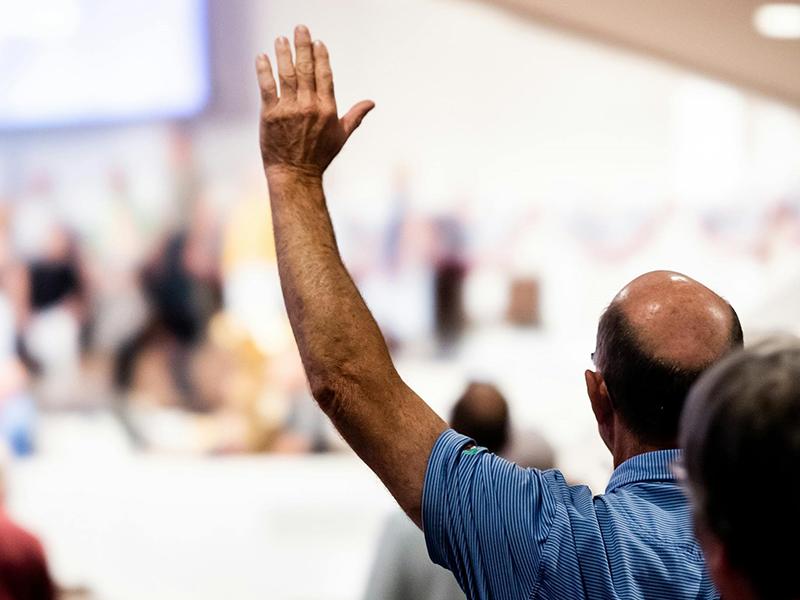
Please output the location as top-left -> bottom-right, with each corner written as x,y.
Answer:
297,24 -> 309,33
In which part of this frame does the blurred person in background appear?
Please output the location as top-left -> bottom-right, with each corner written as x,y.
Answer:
363,381 -> 554,600
256,27 -> 744,599
0,448 -> 55,600
83,168 -> 149,364
431,208 -> 469,353
357,167 -> 436,352
448,382 -> 509,454
22,225 -> 87,407
113,127 -> 220,419
26,226 -> 84,326
680,338 -> 800,600
114,196 -> 221,412
109,196 -> 229,451
10,176 -> 88,408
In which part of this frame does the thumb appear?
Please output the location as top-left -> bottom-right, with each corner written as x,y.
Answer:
341,100 -> 375,139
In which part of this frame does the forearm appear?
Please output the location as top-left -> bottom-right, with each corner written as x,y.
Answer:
267,170 -> 395,397
267,170 -> 446,521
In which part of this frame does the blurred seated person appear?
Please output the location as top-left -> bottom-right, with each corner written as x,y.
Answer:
363,382 -> 555,600
114,201 -> 221,414
27,226 -> 83,319
22,226 -> 86,407
0,448 -> 55,599
680,337 -> 800,600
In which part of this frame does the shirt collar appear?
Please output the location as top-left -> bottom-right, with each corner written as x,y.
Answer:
605,449 -> 682,494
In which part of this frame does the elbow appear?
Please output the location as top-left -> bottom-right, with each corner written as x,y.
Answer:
309,380 -> 338,414
307,359 -> 385,416
308,373 -> 352,417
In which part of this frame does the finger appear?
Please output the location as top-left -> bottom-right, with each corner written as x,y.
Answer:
293,25 -> 315,100
274,36 -> 296,101
341,100 -> 375,139
312,40 -> 335,104
255,53 -> 278,110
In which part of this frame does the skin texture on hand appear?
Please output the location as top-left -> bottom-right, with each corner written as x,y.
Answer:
256,27 -> 374,179
256,26 -> 447,526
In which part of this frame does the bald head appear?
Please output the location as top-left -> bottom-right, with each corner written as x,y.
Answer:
612,271 -> 737,369
594,271 -> 743,446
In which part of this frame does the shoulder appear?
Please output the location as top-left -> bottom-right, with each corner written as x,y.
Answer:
423,429 -> 587,557
596,482 -> 696,547
425,429 -> 587,511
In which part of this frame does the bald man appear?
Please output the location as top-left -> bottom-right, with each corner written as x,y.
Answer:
255,27 -> 742,600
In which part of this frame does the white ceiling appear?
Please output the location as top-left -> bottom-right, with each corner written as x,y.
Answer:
474,0 -> 800,107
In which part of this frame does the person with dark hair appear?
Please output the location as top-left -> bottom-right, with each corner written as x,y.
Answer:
255,27 -> 743,599
449,382 -> 509,454
680,338 -> 800,600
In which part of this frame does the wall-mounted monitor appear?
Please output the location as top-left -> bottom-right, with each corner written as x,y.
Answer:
0,0 -> 210,129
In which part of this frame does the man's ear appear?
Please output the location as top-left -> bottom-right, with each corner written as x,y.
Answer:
585,370 -> 612,427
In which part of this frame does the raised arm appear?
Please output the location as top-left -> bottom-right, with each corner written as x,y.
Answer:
256,26 -> 447,524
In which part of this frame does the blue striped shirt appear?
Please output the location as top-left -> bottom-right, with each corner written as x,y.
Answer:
422,429 -> 719,600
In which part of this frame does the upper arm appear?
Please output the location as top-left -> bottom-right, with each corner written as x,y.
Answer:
422,430 -> 558,599
316,373 -> 447,526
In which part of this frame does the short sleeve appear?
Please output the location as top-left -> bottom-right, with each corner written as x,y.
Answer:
422,429 -> 558,600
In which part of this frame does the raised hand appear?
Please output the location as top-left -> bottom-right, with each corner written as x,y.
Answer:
256,25 -> 375,180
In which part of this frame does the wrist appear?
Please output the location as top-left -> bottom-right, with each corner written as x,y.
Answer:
265,164 -> 324,188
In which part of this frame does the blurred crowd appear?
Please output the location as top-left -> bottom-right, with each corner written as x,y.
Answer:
0,130 -> 310,456
0,130 -> 541,459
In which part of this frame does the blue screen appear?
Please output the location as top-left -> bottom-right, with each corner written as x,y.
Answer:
0,0 -> 210,129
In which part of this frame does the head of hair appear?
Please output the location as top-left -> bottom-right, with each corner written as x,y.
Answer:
594,301 -> 743,446
450,382 -> 510,454
680,337 -> 800,600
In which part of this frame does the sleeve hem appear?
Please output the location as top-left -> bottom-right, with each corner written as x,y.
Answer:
421,428 -> 475,567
